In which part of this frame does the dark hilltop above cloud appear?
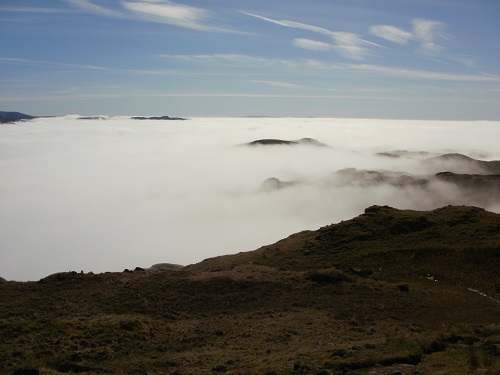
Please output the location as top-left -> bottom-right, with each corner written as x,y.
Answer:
0,112 -> 188,122
258,149 -> 500,207
0,111 -> 37,123
130,115 -> 187,121
78,115 -> 188,120
1,205 -> 499,374
424,153 -> 500,175
243,137 -> 329,147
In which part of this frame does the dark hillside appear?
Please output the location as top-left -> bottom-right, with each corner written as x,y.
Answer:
0,111 -> 36,123
192,205 -> 499,298
1,206 -> 499,374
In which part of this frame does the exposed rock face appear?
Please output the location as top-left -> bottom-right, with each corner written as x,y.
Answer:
149,263 -> 184,271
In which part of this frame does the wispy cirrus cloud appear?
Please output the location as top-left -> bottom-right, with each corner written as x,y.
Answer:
159,53 -> 500,83
158,53 -> 303,68
352,64 -> 500,82
370,19 -> 446,55
0,57 -> 35,64
370,18 -> 478,68
241,11 -> 380,60
448,55 -> 477,68
294,36 -> 370,60
5,55 -> 497,87
0,7 -> 76,13
412,18 -> 445,55
330,32 -> 377,60
369,25 -> 413,45
62,0 -> 124,17
0,56 -> 185,75
62,0 -> 234,32
241,11 -> 333,36
121,0 -> 223,32
293,38 -> 332,52
249,80 -> 304,89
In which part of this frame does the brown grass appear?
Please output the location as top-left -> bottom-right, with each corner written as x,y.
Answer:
1,205 -> 499,374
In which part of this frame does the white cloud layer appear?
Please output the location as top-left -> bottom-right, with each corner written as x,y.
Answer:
0,117 -> 498,282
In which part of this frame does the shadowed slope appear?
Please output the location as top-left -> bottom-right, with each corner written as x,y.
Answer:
190,205 -> 500,298
1,206 -> 499,374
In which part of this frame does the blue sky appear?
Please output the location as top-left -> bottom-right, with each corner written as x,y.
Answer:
1,0 -> 500,119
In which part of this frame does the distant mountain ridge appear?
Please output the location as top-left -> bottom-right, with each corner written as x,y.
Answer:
0,111 -> 37,123
1,112 -> 189,123
243,137 -> 328,147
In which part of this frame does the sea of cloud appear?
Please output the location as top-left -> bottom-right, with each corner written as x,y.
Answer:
1,117 -> 499,281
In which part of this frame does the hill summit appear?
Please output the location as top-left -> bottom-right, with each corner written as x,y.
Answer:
1,205 -> 499,374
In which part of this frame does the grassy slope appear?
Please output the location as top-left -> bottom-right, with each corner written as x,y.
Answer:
0,205 -> 499,374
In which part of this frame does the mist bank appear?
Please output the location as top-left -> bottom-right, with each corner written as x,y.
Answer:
0,117 -> 499,281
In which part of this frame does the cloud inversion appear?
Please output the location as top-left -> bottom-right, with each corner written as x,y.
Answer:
0,117 -> 498,282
